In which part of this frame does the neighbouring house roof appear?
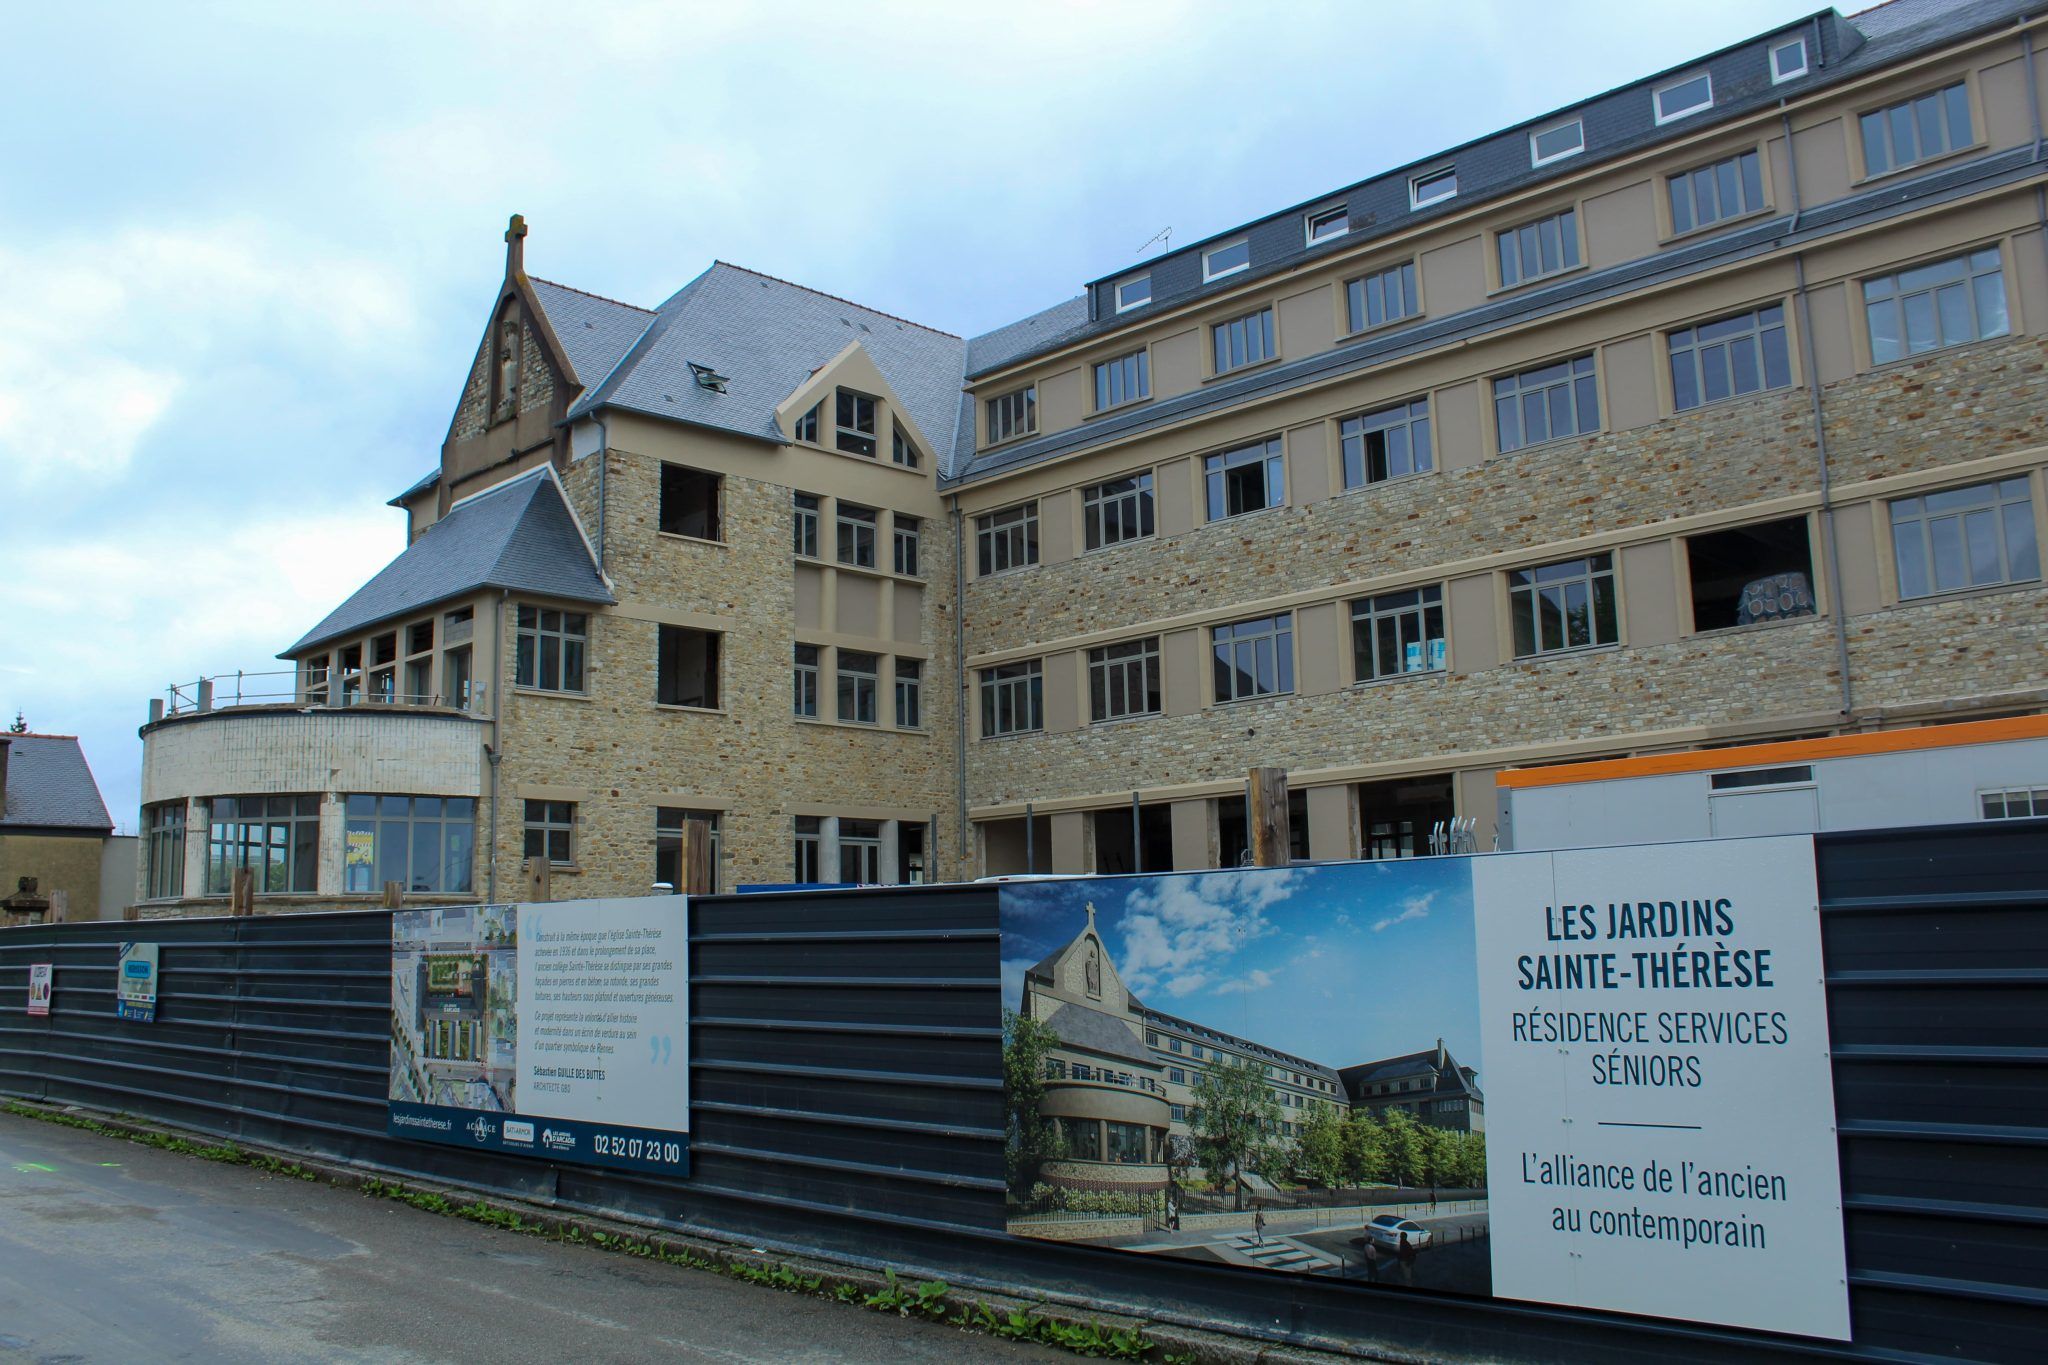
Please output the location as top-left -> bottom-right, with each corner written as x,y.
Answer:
286,468 -> 613,656
564,262 -> 968,464
1042,1001 -> 1157,1068
0,735 -> 113,833
1340,1045 -> 1482,1101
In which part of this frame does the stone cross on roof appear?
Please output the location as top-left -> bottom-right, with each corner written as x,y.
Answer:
504,213 -> 528,277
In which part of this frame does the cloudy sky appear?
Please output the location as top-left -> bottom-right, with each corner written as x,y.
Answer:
0,0 -> 1816,829
1001,858 -> 1480,1072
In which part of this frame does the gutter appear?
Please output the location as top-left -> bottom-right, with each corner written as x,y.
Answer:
1783,106 -> 1853,721
486,588 -> 508,903
950,495 -> 969,877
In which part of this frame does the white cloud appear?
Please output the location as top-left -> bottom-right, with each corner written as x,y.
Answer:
1215,969 -> 1274,996
1372,892 -> 1437,934
0,225 -> 415,489
1114,868 -> 1303,993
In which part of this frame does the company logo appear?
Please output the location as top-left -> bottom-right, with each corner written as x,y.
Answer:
502,1120 -> 535,1144
465,1115 -> 497,1143
541,1127 -> 575,1152
122,961 -> 153,979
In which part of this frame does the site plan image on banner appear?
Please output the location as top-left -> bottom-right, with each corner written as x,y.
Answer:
388,897 -> 690,1176
998,835 -> 1849,1342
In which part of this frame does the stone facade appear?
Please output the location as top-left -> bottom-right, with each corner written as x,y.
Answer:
485,429 -> 961,896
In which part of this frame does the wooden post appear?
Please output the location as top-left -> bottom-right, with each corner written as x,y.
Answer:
523,857 -> 551,902
231,867 -> 255,917
1249,767 -> 1291,868
381,881 -> 404,910
681,818 -> 714,896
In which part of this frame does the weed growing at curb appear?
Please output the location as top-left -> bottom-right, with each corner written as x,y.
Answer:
5,1101 -> 1177,1361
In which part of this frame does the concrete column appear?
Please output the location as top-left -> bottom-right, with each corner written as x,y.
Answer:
1170,800 -> 1209,871
880,820 -> 902,885
1306,784 -> 1355,862
1050,811 -> 1088,874
821,816 -> 842,883
318,794 -> 347,895
182,799 -> 209,898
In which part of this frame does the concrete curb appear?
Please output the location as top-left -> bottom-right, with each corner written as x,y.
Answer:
2,1099 -> 1437,1364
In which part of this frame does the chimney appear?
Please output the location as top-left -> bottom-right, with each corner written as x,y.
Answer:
504,213 -> 528,279
1435,1036 -> 1446,1069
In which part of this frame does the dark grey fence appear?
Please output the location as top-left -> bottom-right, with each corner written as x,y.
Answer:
1,822 -> 2043,1364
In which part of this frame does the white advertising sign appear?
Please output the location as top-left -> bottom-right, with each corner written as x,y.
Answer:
1473,835 -> 1849,1340
27,963 -> 53,1016
515,898 -> 690,1134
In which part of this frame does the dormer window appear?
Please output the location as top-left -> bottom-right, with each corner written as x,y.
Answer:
1202,239 -> 1250,282
1115,275 -> 1152,312
1529,118 -> 1584,167
891,422 -> 920,469
794,402 -> 820,443
1410,167 -> 1457,210
836,390 -> 877,457
1770,36 -> 1809,83
1654,72 -> 1714,124
1305,207 -> 1349,246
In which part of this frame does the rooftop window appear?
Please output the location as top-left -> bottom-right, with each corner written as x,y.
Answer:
1409,167 -> 1457,209
1654,72 -> 1714,124
1770,36 -> 1809,83
1529,119 -> 1584,168
1203,239 -> 1251,282
1305,207 -> 1349,245
1115,274 -> 1151,312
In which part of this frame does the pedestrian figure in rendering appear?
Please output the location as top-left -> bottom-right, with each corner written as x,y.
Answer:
1398,1230 -> 1418,1285
1363,1239 -> 1381,1282
1430,1187 -> 1438,1214
1253,1204 -> 1266,1245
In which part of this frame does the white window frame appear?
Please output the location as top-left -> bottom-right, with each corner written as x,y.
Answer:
1202,238 -> 1251,282
1409,167 -> 1457,209
1529,118 -> 1585,168
1305,207 -> 1348,246
1770,36 -> 1809,83
1654,72 -> 1714,125
1115,274 -> 1151,312
1981,787 -> 2048,820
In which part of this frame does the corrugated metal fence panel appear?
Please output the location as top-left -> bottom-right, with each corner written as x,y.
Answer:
3,827 -> 2046,1362
1819,822 -> 2048,1365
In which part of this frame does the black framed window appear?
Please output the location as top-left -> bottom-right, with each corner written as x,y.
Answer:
1670,304 -> 1791,410
345,795 -> 475,894
207,794 -> 319,894
1340,399 -> 1432,488
1212,615 -> 1293,702
1351,587 -> 1446,679
980,661 -> 1043,736
513,605 -> 587,693
1510,554 -> 1619,657
1083,474 -> 1155,550
522,800 -> 575,866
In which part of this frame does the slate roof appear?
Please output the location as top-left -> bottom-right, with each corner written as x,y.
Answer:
1042,1001 -> 1157,1067
1144,1005 -> 1342,1081
0,735 -> 113,833
564,262 -> 968,465
286,468 -> 613,656
530,277 -> 656,389
1340,1045 -> 1482,1102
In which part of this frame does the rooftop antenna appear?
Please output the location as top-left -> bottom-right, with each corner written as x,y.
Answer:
1134,226 -> 1172,256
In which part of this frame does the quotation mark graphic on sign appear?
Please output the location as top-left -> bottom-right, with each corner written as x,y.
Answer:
650,1034 -> 673,1066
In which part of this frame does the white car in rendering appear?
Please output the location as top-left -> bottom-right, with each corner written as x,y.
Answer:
1362,1214 -> 1433,1250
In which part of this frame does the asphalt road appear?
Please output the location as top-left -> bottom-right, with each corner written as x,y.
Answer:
0,1110 -> 1059,1363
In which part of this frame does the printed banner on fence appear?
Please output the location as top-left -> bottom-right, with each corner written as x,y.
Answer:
387,898 -> 691,1176
27,963 -> 53,1016
116,942 -> 159,1022
997,835 -> 1847,1341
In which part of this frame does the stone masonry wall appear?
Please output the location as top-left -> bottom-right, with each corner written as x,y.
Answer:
494,446 -> 960,897
964,336 -> 2048,810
